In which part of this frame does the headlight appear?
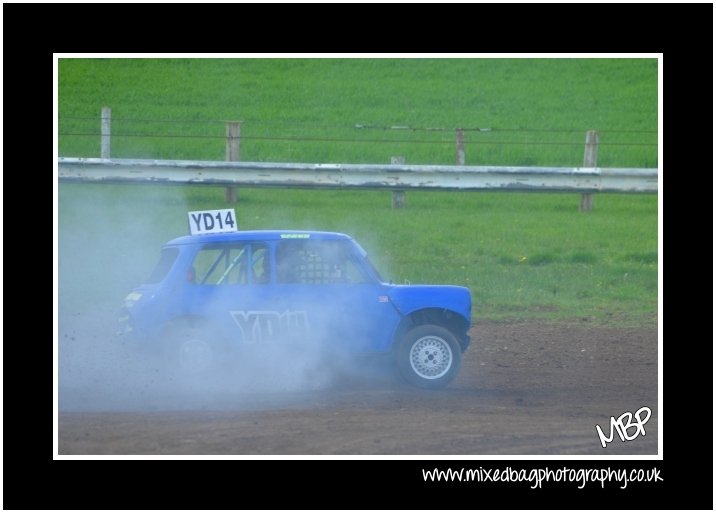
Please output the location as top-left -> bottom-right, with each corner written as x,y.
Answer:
123,291 -> 142,309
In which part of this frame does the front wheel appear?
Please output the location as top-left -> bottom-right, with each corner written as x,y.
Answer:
396,324 -> 462,389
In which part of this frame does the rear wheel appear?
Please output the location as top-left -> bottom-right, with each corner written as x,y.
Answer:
176,335 -> 214,374
162,320 -> 219,375
396,324 -> 462,389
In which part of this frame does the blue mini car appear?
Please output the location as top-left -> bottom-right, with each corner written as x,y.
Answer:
119,228 -> 471,389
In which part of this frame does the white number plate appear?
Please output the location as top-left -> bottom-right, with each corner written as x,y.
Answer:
188,209 -> 238,235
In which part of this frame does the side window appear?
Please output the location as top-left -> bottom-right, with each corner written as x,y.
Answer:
276,240 -> 367,284
192,244 -> 248,285
344,258 -> 367,284
191,243 -> 269,285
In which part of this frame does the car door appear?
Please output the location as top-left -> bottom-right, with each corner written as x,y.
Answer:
273,238 -> 400,353
185,241 -> 278,344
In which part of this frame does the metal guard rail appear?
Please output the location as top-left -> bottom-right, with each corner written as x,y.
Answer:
58,158 -> 658,193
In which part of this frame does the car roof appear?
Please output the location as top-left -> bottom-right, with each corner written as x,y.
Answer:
165,230 -> 354,246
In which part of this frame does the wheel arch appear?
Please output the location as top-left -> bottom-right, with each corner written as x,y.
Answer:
162,314 -> 210,330
160,314 -> 234,349
392,307 -> 470,352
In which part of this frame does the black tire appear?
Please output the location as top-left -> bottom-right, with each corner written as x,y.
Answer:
396,324 -> 462,389
162,320 -> 220,376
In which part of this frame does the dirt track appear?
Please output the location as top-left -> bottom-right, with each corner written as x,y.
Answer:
58,320 -> 658,455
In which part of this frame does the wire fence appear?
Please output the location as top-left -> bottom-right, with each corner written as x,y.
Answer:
58,114 -> 658,168
59,115 -> 658,134
57,132 -> 658,147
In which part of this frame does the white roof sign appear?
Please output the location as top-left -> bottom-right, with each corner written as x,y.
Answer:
188,209 -> 238,235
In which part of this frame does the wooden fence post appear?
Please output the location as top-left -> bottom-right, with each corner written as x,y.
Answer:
455,128 -> 465,165
225,121 -> 241,202
391,156 -> 405,209
101,107 -> 111,158
580,130 -> 599,212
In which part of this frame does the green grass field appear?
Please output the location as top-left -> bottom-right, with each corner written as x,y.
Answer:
58,58 -> 657,167
57,58 -> 658,326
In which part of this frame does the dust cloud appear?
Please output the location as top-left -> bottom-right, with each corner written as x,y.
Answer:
57,184 -> 396,413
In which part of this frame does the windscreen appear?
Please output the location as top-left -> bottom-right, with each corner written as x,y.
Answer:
146,247 -> 179,284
